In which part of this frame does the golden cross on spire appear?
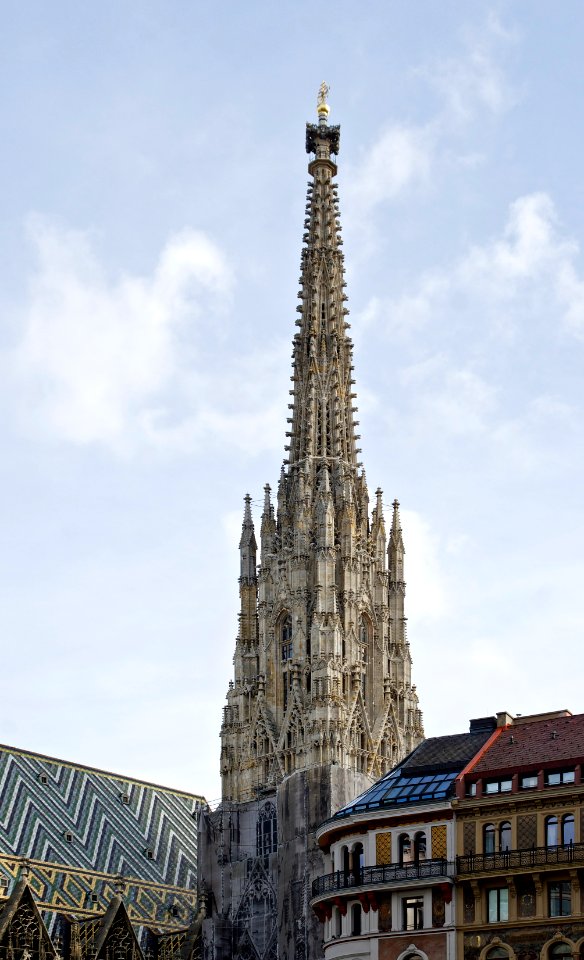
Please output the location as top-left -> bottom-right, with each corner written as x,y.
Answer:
317,81 -> 330,118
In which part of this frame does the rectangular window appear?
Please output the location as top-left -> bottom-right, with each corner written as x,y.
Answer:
549,882 -> 571,917
520,774 -> 538,789
487,888 -> 509,923
281,642 -> 293,661
403,897 -> 424,931
485,779 -> 513,794
467,782 -> 477,797
545,770 -> 575,786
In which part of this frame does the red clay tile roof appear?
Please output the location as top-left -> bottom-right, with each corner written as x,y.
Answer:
470,713 -> 584,775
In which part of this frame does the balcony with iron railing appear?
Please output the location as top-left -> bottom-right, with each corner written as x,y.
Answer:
457,841 -> 584,875
311,858 -> 455,900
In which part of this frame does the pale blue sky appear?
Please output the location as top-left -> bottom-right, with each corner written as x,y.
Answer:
1,2 -> 584,802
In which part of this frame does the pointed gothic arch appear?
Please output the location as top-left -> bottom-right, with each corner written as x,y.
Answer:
234,860 -> 276,960
0,881 -> 56,960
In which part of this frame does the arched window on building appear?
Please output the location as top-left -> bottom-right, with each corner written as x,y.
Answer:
548,942 -> 573,960
332,906 -> 342,939
484,823 -> 496,854
353,842 -> 364,883
341,845 -> 350,880
499,822 -> 511,852
351,903 -> 362,936
485,947 -> 509,960
256,801 -> 277,863
399,833 -> 412,864
545,816 -> 559,848
414,831 -> 427,862
562,814 -> 575,846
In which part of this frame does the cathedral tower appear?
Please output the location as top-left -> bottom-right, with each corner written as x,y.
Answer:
199,87 -> 423,960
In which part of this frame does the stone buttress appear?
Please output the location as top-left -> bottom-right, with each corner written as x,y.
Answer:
199,90 -> 424,960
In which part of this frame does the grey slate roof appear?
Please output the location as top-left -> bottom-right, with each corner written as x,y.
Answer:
330,728 -> 495,822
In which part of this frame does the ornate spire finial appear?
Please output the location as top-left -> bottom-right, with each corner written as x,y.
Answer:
391,499 -> 402,537
317,81 -> 330,121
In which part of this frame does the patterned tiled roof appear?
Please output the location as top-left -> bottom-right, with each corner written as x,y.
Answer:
471,712 -> 584,774
0,744 -> 204,888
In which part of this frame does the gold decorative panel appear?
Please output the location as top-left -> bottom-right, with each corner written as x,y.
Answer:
431,824 -> 447,859
376,832 -> 391,864
517,814 -> 536,849
463,821 -> 476,855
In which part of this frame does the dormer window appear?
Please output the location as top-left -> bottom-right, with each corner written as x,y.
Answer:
545,769 -> 575,786
484,778 -> 512,795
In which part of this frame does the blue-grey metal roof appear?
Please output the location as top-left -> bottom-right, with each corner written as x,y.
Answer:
330,730 -> 494,821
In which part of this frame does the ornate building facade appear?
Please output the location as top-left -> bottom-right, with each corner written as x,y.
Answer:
311,718 -> 497,960
199,90 -> 424,960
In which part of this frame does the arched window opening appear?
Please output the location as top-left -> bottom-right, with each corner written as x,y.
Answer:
545,816 -> 558,848
353,842 -> 364,882
484,824 -> 496,855
549,942 -> 573,960
500,822 -> 511,852
414,831 -> 427,862
256,802 -> 277,863
562,814 -> 575,846
333,906 -> 342,939
399,833 -> 412,865
281,614 -> 293,661
351,903 -> 361,936
341,845 -> 350,877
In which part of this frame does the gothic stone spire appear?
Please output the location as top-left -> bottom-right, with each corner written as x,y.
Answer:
219,97 -> 423,806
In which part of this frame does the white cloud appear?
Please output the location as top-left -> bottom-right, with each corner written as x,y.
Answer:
399,355 -> 497,438
362,192 -> 583,468
346,14 -> 519,222
382,193 -> 584,341
401,508 -> 451,624
421,35 -> 519,123
12,217 -> 231,450
346,125 -> 432,214
8,217 -> 290,456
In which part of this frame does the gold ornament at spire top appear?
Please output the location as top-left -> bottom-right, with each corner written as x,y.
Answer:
317,81 -> 330,118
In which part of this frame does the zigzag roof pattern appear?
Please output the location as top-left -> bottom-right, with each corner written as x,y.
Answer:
0,744 -> 204,888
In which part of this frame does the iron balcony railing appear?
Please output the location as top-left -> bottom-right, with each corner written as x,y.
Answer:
457,841 -> 584,875
311,858 -> 455,898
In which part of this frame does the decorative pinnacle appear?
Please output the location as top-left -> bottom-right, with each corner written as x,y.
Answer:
317,81 -> 330,121
262,484 -> 272,517
391,499 -> 402,532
